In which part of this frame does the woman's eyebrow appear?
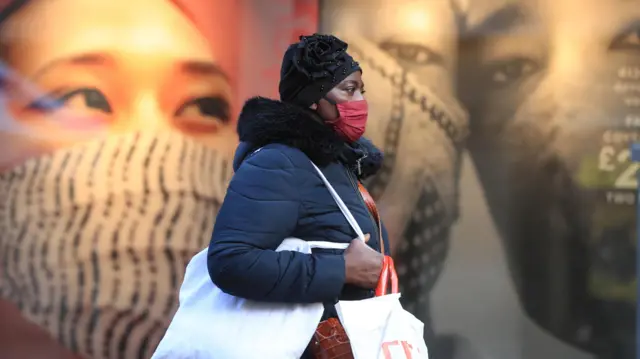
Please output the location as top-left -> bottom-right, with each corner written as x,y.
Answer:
341,79 -> 359,87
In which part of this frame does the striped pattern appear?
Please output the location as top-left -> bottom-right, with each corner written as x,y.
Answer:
0,131 -> 232,359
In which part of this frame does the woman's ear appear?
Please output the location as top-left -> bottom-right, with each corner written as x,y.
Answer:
309,103 -> 318,110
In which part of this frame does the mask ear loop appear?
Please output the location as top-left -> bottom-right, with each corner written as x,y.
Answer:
319,97 -> 342,125
323,96 -> 337,105
323,96 -> 340,124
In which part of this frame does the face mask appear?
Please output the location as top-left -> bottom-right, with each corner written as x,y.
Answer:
0,131 -> 233,359
463,53 -> 638,354
327,99 -> 369,142
332,33 -> 468,325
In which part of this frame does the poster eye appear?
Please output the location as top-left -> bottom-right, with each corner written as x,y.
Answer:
481,58 -> 541,89
175,96 -> 230,123
28,88 -> 112,114
609,25 -> 640,52
379,41 -> 443,67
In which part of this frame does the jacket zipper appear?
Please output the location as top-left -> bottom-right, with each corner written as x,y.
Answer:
344,164 -> 379,247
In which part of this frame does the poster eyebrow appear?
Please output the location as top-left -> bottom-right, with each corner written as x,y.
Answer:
0,0 -> 28,24
465,4 -> 532,36
180,60 -> 229,81
31,52 -> 115,80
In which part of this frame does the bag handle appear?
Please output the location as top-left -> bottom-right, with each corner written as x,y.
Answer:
307,241 -> 350,250
310,163 -> 366,242
361,185 -> 398,296
375,256 -> 399,296
311,161 -> 399,296
251,149 -> 365,242
357,182 -> 385,255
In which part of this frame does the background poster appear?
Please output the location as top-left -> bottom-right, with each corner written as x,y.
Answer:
0,0 -> 638,359
0,0 -> 315,358
319,1 -> 469,356
457,1 -> 637,358
321,0 -> 638,359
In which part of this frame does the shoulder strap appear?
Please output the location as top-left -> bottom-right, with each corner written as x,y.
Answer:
357,183 -> 385,255
310,163 -> 366,242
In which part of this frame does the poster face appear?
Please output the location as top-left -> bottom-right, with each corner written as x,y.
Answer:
320,0 -> 637,358
319,0 -> 469,351
458,0 -> 638,357
0,0 -> 240,357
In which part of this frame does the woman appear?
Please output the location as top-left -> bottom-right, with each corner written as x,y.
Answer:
0,0 -> 238,358
208,34 -> 390,357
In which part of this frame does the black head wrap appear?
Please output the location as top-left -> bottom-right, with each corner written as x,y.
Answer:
278,33 -> 361,107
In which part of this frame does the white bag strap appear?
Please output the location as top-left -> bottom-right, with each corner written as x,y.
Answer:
307,241 -> 350,250
310,163 -> 366,242
279,238 -> 349,251
249,147 -> 365,243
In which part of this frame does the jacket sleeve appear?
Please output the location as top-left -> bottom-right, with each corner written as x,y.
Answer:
207,148 -> 346,303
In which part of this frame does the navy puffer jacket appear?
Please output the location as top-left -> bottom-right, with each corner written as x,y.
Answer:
207,97 -> 390,319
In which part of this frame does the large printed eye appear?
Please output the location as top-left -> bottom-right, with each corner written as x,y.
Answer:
28,87 -> 112,114
379,41 -> 443,67
174,95 -> 231,132
480,57 -> 541,89
609,23 -> 640,52
176,96 -> 230,122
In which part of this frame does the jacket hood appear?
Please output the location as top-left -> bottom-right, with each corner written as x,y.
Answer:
233,96 -> 383,179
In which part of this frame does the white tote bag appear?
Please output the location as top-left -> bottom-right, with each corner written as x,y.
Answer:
151,162 -> 365,359
335,293 -> 429,359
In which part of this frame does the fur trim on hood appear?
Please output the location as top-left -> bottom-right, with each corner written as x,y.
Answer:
234,97 -> 383,179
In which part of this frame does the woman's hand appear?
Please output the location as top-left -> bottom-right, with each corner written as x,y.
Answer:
343,234 -> 384,288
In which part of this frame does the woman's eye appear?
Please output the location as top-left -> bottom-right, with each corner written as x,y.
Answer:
28,88 -> 112,113
344,87 -> 365,96
480,58 -> 541,89
379,41 -> 443,67
609,26 -> 640,52
175,96 -> 230,123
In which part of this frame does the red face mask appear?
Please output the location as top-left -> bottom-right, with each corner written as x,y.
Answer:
327,100 -> 369,142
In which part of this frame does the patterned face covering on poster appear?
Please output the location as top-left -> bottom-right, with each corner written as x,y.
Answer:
0,0 -> 238,358
333,33 -> 468,330
0,131 -> 232,359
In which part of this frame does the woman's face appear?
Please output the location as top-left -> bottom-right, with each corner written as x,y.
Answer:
316,71 -> 365,120
0,0 -> 237,171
